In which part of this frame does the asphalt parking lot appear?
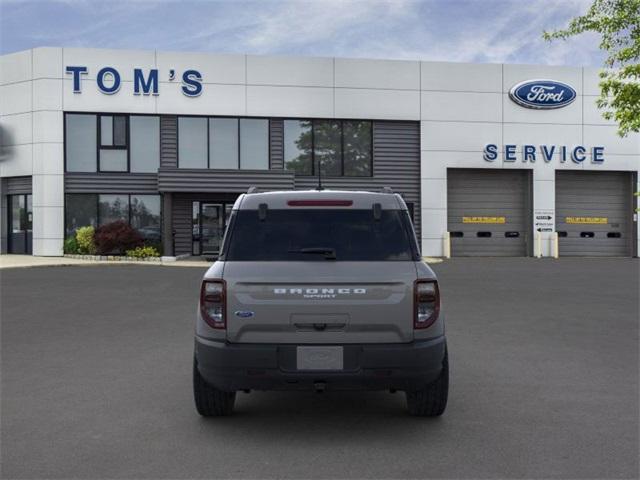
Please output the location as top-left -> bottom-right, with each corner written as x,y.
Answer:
1,258 -> 638,479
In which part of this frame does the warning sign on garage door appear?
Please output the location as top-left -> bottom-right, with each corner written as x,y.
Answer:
566,217 -> 608,224
534,209 -> 554,232
462,216 -> 506,224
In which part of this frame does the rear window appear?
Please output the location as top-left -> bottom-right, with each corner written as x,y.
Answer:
223,209 -> 418,261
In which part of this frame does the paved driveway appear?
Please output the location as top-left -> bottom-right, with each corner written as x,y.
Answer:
1,259 -> 638,479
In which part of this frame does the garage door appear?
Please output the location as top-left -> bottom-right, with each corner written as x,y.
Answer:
556,171 -> 634,256
447,169 -> 531,256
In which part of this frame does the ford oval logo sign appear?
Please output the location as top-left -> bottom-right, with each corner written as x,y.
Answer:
509,79 -> 577,109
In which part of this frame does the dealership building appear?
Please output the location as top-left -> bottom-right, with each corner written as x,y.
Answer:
0,47 -> 638,258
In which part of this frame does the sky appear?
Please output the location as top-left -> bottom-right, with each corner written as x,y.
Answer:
0,0 -> 604,66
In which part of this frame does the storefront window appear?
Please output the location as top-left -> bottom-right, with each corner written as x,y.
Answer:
313,120 -> 341,176
178,117 -> 208,168
65,194 -> 162,247
99,150 -> 127,172
66,114 -> 160,173
284,120 -> 312,175
192,201 -> 201,255
98,195 -> 129,225
284,119 -> 373,177
130,116 -> 160,173
100,116 -> 113,145
65,194 -> 98,236
209,118 -> 238,169
11,195 -> 23,234
130,195 -> 161,245
240,119 -> 269,170
343,121 -> 372,176
65,114 -> 97,172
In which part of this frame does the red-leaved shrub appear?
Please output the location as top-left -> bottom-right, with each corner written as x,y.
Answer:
94,220 -> 143,255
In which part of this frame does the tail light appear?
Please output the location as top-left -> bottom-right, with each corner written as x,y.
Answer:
287,200 -> 353,207
200,279 -> 226,329
414,280 -> 440,329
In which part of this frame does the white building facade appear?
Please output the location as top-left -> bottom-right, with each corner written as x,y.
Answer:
1,47 -> 638,257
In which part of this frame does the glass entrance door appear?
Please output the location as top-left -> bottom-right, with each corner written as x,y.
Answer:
8,194 -> 32,254
200,203 -> 224,256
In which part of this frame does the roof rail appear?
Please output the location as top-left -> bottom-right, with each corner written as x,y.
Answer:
247,186 -> 259,194
380,186 -> 394,194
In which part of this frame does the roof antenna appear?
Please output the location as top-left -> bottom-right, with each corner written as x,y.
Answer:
316,158 -> 323,191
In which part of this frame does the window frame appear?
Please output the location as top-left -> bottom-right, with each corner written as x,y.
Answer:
64,112 -> 161,174
98,114 -> 129,172
284,118 -> 374,178
177,115 -> 271,170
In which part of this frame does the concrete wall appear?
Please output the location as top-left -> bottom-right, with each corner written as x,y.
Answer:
419,63 -> 639,257
1,47 -> 638,256
0,48 -> 64,256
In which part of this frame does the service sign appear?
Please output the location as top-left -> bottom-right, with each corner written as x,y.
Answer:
509,79 -> 577,109
483,144 -> 605,164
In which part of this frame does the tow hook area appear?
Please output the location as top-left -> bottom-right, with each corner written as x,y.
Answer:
313,381 -> 327,393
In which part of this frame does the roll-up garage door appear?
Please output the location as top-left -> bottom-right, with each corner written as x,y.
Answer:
447,169 -> 532,256
556,171 -> 634,256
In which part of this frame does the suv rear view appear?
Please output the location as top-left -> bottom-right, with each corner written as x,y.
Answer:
193,190 -> 448,416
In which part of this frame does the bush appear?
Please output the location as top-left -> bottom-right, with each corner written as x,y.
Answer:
76,226 -> 96,254
94,221 -> 143,255
64,236 -> 79,254
125,245 -> 160,258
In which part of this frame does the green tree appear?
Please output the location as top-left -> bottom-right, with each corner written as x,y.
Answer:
543,0 -> 640,136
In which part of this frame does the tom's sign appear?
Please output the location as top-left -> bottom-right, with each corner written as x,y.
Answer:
65,66 -> 203,97
509,79 -> 576,109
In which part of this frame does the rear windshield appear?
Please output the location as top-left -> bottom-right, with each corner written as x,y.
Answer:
223,209 -> 418,261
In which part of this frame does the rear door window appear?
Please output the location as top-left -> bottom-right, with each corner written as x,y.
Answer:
224,209 -> 417,261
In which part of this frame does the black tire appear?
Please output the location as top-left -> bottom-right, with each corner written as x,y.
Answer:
193,358 -> 236,416
406,347 -> 449,417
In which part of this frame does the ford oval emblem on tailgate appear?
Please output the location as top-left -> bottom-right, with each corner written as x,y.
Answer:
509,79 -> 576,109
234,311 -> 254,318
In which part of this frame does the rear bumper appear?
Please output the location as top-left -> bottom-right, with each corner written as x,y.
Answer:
194,335 -> 446,392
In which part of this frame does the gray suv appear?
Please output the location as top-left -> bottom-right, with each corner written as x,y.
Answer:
193,189 -> 448,416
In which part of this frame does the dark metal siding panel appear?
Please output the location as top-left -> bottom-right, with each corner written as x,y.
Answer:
65,173 -> 158,193
158,168 -> 295,192
556,171 -> 632,257
6,176 -> 32,195
270,119 -> 284,169
294,121 -> 421,239
447,169 -> 530,257
160,115 -> 178,169
172,195 -> 193,256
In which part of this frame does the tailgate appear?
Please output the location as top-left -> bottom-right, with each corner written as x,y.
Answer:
224,261 -> 417,344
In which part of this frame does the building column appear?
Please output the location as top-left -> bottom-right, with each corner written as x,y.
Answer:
532,168 -> 555,258
162,192 -> 173,256
420,150 -> 448,258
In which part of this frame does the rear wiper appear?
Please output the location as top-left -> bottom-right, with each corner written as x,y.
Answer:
288,247 -> 337,260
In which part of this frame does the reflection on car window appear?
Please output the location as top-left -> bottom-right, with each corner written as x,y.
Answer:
225,209 -> 415,261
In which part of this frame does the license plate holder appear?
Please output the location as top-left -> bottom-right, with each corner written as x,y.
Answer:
296,346 -> 343,371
